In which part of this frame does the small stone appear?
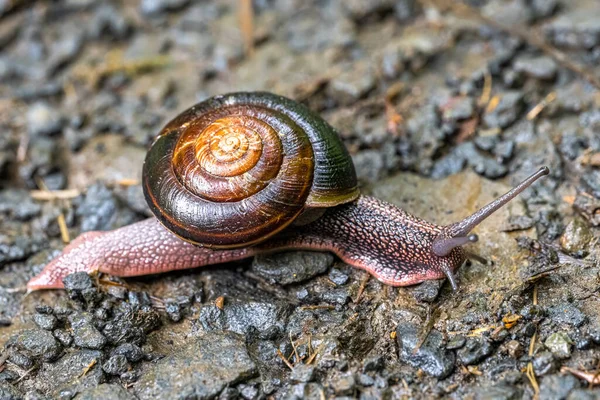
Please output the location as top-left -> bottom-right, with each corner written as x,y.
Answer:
238,383 -> 259,400
133,333 -> 256,399
547,303 -> 587,327
8,351 -> 33,369
291,364 -> 315,383
113,343 -> 144,363
219,387 -> 239,400
513,56 -> 557,80
362,355 -> 384,373
27,102 -> 63,136
14,329 -> 61,361
102,354 -> 129,376
474,383 -> 521,400
457,337 -> 493,365
483,91 -> 524,129
35,350 -> 104,396
0,383 -> 22,400
75,383 -> 136,400
544,8 -> 600,49
251,252 -> 333,285
35,305 -> 53,314
327,61 -> 376,106
165,302 -> 182,322
328,268 -> 349,286
544,332 -> 573,359
53,329 -> 73,347
505,340 -> 524,359
440,96 -> 475,121
33,313 -> 57,330
63,272 -> 94,292
539,374 -> 580,400
139,0 -> 190,15
446,335 -> 466,350
560,218 -> 593,254
356,373 -> 375,387
330,372 -> 355,396
396,322 -> 455,378
69,312 -> 107,350
533,351 -> 556,376
409,280 -> 444,303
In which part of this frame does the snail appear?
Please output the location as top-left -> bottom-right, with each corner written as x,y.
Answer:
27,92 -> 549,291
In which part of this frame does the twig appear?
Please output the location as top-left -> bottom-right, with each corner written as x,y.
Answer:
30,189 -> 81,201
57,213 -> 70,244
277,349 -> 294,370
239,0 -> 254,57
526,92 -> 557,120
354,273 -> 370,303
79,359 -> 97,378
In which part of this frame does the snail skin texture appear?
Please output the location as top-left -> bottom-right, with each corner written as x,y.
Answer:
28,92 -> 549,291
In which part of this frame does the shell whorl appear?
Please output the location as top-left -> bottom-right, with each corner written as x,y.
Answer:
143,92 -> 359,249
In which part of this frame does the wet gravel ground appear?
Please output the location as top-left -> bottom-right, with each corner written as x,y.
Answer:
1,0 -> 600,398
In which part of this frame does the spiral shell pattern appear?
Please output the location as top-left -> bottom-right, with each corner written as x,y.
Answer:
143,92 -> 359,248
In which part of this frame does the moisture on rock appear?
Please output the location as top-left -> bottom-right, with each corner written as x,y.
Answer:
396,322 -> 455,378
133,333 -> 257,399
251,251 -> 334,285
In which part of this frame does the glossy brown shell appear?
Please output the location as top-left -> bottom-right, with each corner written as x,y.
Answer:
143,92 -> 359,248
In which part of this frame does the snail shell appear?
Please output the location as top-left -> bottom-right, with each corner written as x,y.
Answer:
143,92 -> 359,248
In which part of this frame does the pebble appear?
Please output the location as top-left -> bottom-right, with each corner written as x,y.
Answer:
533,351 -> 556,376
69,312 -> 107,350
285,382 -> 326,400
409,280 -> 444,303
356,373 -> 375,387
26,102 -> 63,136
474,383 -> 521,400
505,340 -> 524,359
165,302 -> 182,322
113,343 -> 145,363
102,354 -> 130,376
76,383 -> 136,400
457,337 -> 493,365
446,335 -> 466,350
33,313 -> 57,330
35,350 -> 104,396
251,251 -> 334,285
513,55 -> 557,80
133,333 -> 256,399
328,268 -> 349,286
362,355 -> 384,373
539,374 -> 580,400
53,329 -> 73,347
327,61 -> 377,106
8,351 -> 33,369
544,332 -> 573,359
238,383 -> 259,400
330,372 -> 356,396
440,96 -> 475,121
13,329 -> 61,361
140,0 -> 190,15
483,91 -> 524,129
0,383 -> 22,400
547,303 -> 587,327
396,322 -> 455,378
103,305 -> 161,346
291,364 -> 315,383
544,8 -> 600,49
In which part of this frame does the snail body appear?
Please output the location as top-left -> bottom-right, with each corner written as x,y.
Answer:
28,92 -> 549,291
